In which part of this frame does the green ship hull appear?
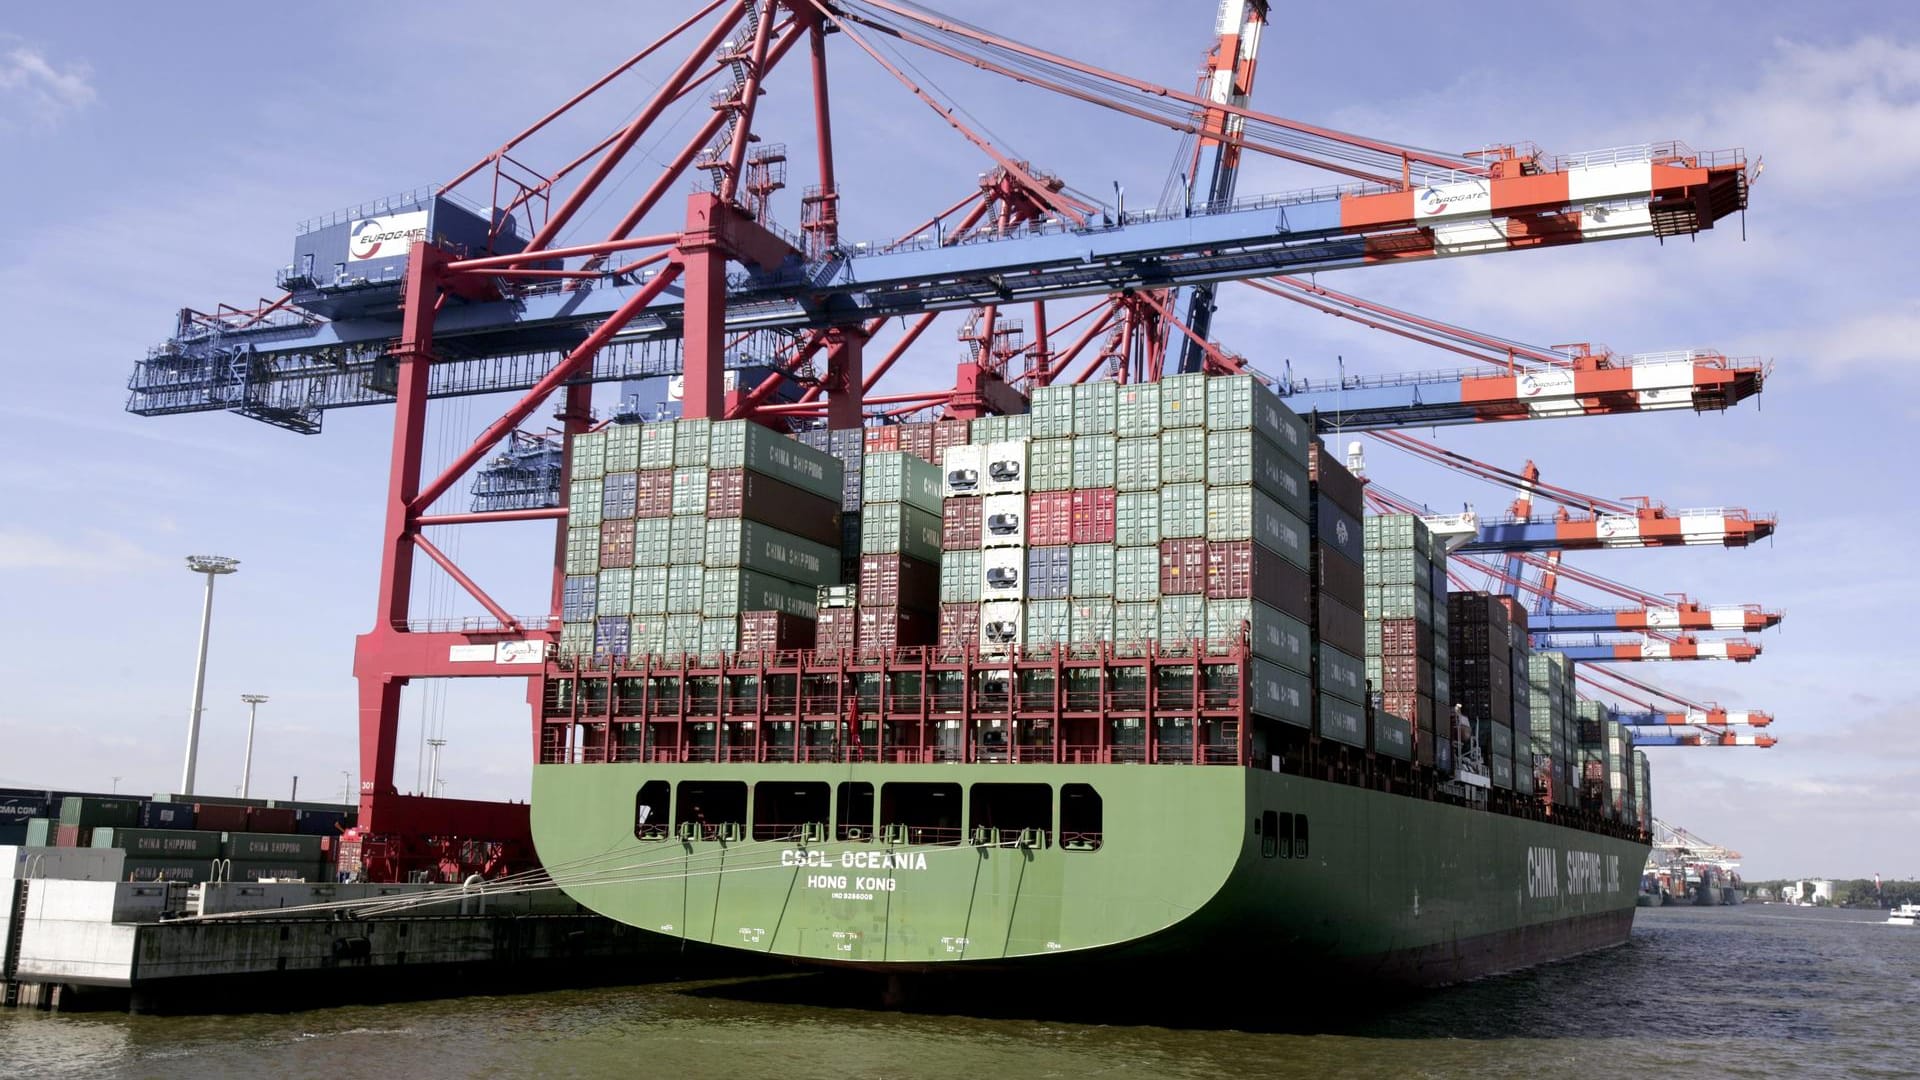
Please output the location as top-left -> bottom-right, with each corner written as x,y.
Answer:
531,763 -> 1645,987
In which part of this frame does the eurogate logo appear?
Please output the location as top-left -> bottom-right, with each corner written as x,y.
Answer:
347,210 -> 429,261
1416,187 -> 1449,216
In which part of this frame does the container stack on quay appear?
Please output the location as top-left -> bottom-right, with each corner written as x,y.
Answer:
1361,513 -> 1449,766
561,418 -> 844,664
6,790 -> 354,883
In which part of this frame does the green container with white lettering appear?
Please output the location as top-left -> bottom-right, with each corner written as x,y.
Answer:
710,419 -> 844,503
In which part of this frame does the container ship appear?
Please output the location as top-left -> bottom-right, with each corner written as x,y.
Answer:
529,373 -> 1652,986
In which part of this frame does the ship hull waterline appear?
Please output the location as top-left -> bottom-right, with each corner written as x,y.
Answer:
531,762 -> 1647,988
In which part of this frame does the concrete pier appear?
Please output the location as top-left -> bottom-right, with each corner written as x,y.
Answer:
3,846 -> 760,1012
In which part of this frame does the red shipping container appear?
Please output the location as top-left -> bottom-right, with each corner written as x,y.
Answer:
194,803 -> 250,832
1159,538 -> 1207,595
859,553 -> 940,611
864,425 -> 901,452
635,469 -> 675,518
1493,595 -> 1530,634
905,423 -> 939,463
1069,488 -> 1117,545
942,497 -> 982,550
1027,491 -> 1074,547
1317,593 -> 1367,656
739,610 -> 816,653
1313,543 -> 1364,609
599,518 -> 636,568
54,824 -> 85,847
1307,440 -> 1366,517
938,602 -> 982,651
705,469 -> 843,548
247,806 -> 298,834
816,608 -> 859,653
858,605 -> 935,651
930,419 -> 971,459
1378,617 -> 1433,658
1204,541 -> 1312,623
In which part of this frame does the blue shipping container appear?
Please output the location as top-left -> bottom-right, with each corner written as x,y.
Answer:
1314,494 -> 1365,566
602,471 -> 638,520
295,810 -> 349,837
563,575 -> 598,621
595,616 -> 630,659
1026,546 -> 1072,600
137,802 -> 197,830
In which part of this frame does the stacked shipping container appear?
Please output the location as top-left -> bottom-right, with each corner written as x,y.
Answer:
561,419 -> 843,660
1362,512 -> 1450,764
1308,440 -> 1368,749
1528,651 -> 1578,807
1446,591 -> 1519,788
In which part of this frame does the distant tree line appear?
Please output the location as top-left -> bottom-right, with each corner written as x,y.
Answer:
1744,879 -> 1920,907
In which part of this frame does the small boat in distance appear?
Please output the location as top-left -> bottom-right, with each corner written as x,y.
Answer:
1886,903 -> 1919,926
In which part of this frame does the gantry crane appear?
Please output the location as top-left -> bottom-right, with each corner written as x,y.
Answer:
123,0 -> 1757,874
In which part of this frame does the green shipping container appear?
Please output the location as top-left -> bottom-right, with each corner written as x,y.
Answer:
568,478 -> 603,529
1114,601 -> 1159,650
1317,643 -> 1367,705
1073,379 -> 1118,436
560,622 -> 595,657
1205,374 -> 1309,465
1116,491 -> 1161,548
861,503 -> 943,563
1364,584 -> 1432,622
710,420 -> 844,503
1205,486 -> 1309,569
92,828 -> 222,860
1159,593 -> 1206,647
1249,659 -> 1312,728
1114,545 -> 1160,603
639,422 -> 676,469
1205,430 -> 1308,518
1030,437 -> 1073,492
1030,383 -> 1074,438
1365,548 -> 1427,589
1160,372 -> 1208,429
668,514 -> 706,562
671,468 -> 709,516
1208,599 -> 1310,672
565,526 -> 600,575
671,418 -> 712,469
632,565 -> 670,615
1160,426 -> 1207,484
661,613 -> 702,656
1070,600 -> 1115,644
939,550 -> 982,604
700,617 -> 739,655
862,450 -> 943,513
1070,544 -> 1115,598
223,832 -> 325,862
1315,693 -> 1367,748
634,517 -> 673,567
596,568 -> 632,616
1025,599 -> 1071,646
1116,437 -> 1161,492
1160,482 -> 1207,539
1117,381 -> 1161,437
1071,433 -> 1116,489
703,520 -> 838,586
570,430 -> 607,481
702,569 -> 819,619
1374,712 -> 1415,760
668,564 -> 705,614
604,422 -> 643,473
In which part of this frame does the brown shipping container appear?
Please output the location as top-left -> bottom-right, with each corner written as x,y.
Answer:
194,803 -> 250,832
1494,595 -> 1530,634
1313,543 -> 1364,609
942,497 -> 982,549
1159,538 -> 1207,595
1028,491 -> 1073,546
635,469 -> 675,518
860,554 -> 941,611
900,422 -> 936,463
1317,593 -> 1367,656
247,806 -> 298,834
865,426 -> 901,453
931,419 -> 971,459
816,608 -> 859,652
1307,440 -> 1366,517
858,605 -> 936,650
1206,541 -> 1312,624
1378,618 -> 1434,658
1070,488 -> 1117,545
938,602 -> 982,651
739,610 -> 815,652
599,518 -> 636,568
706,469 -> 843,548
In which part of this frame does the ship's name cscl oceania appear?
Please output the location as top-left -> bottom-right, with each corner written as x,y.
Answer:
781,849 -> 930,871
1526,846 -> 1623,900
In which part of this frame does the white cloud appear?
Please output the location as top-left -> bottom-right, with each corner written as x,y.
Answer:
1718,38 -> 1920,196
0,527 -> 166,573
0,43 -> 95,129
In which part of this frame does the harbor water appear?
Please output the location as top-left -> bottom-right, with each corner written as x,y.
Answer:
4,906 -> 1914,1078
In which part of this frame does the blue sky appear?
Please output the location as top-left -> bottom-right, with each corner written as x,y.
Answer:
1,2 -> 1915,879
